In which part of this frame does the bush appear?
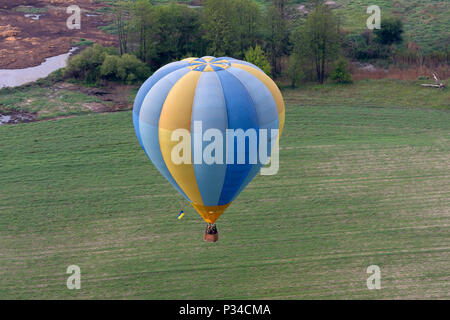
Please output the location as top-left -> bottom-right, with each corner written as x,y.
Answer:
344,33 -> 369,60
100,55 -> 122,80
330,58 -> 353,84
344,31 -> 391,60
374,17 -> 403,45
119,54 -> 150,82
100,54 -> 150,84
66,44 -> 149,84
65,44 -> 116,84
244,45 -> 272,76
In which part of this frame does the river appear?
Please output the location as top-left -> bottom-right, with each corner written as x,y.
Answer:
0,47 -> 79,125
0,47 -> 78,89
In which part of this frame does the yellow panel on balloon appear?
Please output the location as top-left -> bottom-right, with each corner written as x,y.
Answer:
158,71 -> 204,205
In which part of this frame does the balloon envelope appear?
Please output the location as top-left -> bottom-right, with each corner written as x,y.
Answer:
133,56 -> 285,223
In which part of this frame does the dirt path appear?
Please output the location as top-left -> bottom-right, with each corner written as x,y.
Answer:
0,0 -> 117,69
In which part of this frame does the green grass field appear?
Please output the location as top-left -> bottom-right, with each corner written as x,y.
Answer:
1,84 -> 449,299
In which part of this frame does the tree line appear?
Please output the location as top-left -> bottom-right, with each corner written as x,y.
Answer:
69,0 -> 411,85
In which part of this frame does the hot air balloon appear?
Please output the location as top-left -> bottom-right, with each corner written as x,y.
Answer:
133,56 -> 285,242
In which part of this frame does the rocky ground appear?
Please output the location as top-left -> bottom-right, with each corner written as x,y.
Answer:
0,0 -> 117,69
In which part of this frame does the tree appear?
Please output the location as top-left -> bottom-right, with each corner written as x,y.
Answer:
287,54 -> 303,87
265,1 -> 289,76
272,0 -> 299,21
153,4 -> 204,67
170,5 -> 204,60
202,0 -> 263,58
244,45 -> 271,75
125,2 -> 206,70
234,0 -> 262,57
291,3 -> 340,83
202,0 -> 238,57
113,1 -> 131,55
130,0 -> 157,63
374,17 -> 403,45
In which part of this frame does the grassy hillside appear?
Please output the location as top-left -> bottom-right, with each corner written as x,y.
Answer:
333,0 -> 450,52
1,95 -> 449,298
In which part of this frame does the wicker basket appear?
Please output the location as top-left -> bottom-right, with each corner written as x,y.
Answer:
203,232 -> 219,242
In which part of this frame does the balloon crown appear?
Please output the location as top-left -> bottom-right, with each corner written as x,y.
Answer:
185,56 -> 231,72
